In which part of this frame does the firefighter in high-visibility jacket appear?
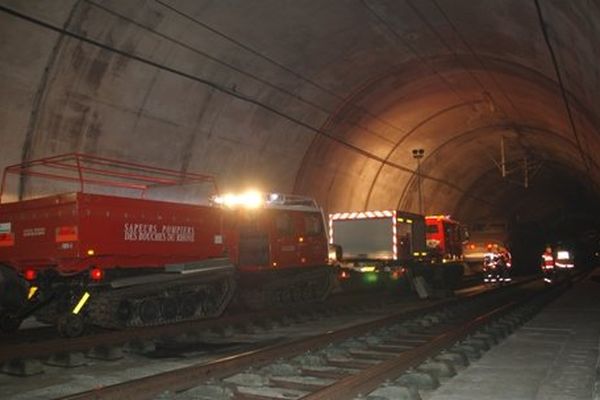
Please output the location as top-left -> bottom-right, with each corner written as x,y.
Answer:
541,246 -> 555,283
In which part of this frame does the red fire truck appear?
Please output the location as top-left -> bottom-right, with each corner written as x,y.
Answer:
425,215 -> 464,263
0,154 -> 332,336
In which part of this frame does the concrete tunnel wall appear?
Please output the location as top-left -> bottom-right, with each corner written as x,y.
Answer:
0,0 -> 599,224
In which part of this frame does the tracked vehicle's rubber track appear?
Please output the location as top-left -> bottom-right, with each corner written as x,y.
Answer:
239,266 -> 335,310
88,271 -> 236,329
35,260 -> 237,331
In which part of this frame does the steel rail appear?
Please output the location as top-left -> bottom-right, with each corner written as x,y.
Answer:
57,299 -> 459,400
0,291 -> 409,364
54,278 -> 540,400
306,273 -> 586,400
303,301 -> 516,399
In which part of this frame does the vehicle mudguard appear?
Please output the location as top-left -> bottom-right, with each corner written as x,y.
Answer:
0,265 -> 27,314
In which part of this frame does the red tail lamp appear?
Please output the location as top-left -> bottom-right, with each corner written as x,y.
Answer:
24,268 -> 37,281
339,270 -> 350,279
89,267 -> 104,281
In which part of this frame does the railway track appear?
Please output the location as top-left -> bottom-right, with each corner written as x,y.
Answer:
1,281 -> 480,379
0,276 -> 551,400
65,283 -> 544,400
11,277 -> 545,400
0,273 -> 500,363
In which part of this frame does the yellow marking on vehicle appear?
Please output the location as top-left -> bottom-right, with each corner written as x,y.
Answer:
72,292 -> 91,315
27,286 -> 38,300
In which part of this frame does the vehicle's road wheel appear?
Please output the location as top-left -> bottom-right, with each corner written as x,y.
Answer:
0,313 -> 22,333
57,314 -> 85,338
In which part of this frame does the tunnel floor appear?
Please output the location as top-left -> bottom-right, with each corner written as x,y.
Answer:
429,270 -> 600,400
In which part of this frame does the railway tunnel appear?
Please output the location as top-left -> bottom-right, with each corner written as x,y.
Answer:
1,1 -> 600,398
1,1 -> 599,260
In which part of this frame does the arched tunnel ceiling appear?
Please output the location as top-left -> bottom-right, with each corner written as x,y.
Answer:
0,0 -> 599,224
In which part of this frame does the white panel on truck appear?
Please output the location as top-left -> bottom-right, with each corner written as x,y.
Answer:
332,218 -> 393,260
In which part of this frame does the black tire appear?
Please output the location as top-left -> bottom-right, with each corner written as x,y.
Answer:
0,313 -> 22,333
161,297 -> 178,320
116,300 -> 133,323
139,299 -> 160,323
57,314 -> 85,338
0,265 -> 27,312
178,294 -> 197,318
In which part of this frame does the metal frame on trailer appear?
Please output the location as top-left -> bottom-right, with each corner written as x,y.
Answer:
0,153 -> 219,203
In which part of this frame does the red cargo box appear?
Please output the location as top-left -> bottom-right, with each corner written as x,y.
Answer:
0,153 -> 224,274
0,192 -> 224,273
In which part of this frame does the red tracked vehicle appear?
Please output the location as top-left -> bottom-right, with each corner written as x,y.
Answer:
0,154 -> 333,336
217,192 -> 333,310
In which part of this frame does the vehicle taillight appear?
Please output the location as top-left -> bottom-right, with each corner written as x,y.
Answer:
391,270 -> 402,280
89,267 -> 104,281
24,268 -> 37,281
340,270 -> 350,279
56,226 -> 78,242
0,232 -> 15,247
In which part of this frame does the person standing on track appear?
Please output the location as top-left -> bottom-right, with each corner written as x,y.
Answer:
541,245 -> 555,283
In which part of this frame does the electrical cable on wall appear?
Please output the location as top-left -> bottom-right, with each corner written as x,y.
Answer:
533,0 -> 594,183
153,0 -> 410,138
0,3 -> 496,207
86,0 -> 395,146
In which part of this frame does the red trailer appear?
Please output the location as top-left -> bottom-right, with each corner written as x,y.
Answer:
0,192 -> 227,273
0,154 -> 235,335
